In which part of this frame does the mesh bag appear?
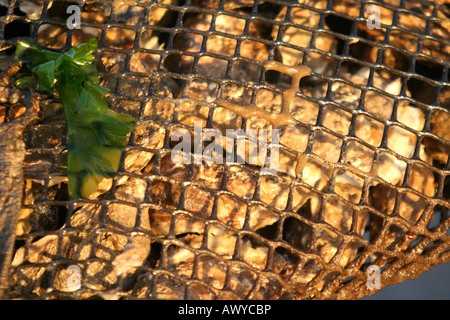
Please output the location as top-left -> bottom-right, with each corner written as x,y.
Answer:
0,0 -> 449,300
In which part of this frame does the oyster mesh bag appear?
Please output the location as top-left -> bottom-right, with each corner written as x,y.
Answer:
0,0 -> 449,300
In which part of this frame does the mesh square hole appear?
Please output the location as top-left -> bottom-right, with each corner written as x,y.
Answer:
398,191 -> 428,226
230,60 -> 263,83
427,204 -> 449,232
139,28 -> 170,49
398,12 -> 426,33
182,11 -> 212,31
4,20 -> 33,39
207,223 -> 237,256
238,235 -> 269,270
240,39 -> 269,62
183,185 -> 214,218
215,14 -> 246,35
114,5 -> 145,26
387,125 -> 417,158
106,27 -> 135,49
408,163 -> 436,197
160,149 -> 191,180
106,202 -> 139,230
322,197 -> 353,233
355,114 -> 385,147
344,140 -> 374,173
299,157 -> 331,192
334,169 -> 364,204
248,204 -> 279,238
72,27 -> 102,46
149,179 -> 181,209
193,162 -> 224,190
313,228 -> 343,263
279,124 -> 310,153
81,3 -> 110,24
174,214 -> 205,249
420,137 -> 449,170
322,104 -> 352,136
167,245 -> 195,278
206,34 -> 237,56
329,83 -> 361,111
397,102 -> 426,131
196,254 -> 228,290
259,176 -> 290,211
37,24 -> 67,49
228,263 -> 257,297
368,182 -> 397,216
282,216 -> 312,252
226,165 -> 257,199
174,31 -> 203,52
376,152 -> 407,185
148,208 -> 172,237
407,77 -> 437,105
197,56 -> 229,79
291,96 -> 320,125
312,130 -> 343,163
430,109 -> 450,141
114,177 -> 147,203
217,194 -> 247,229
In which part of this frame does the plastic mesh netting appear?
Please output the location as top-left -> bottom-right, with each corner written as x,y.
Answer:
0,0 -> 449,300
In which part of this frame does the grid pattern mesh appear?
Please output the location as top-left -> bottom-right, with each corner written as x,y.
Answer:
0,0 -> 449,300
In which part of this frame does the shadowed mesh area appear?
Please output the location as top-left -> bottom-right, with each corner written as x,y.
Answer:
0,0 -> 448,300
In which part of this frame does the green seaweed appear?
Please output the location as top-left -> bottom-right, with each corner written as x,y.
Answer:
15,39 -> 136,198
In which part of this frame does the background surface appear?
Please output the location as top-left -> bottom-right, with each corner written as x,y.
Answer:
362,262 -> 450,299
